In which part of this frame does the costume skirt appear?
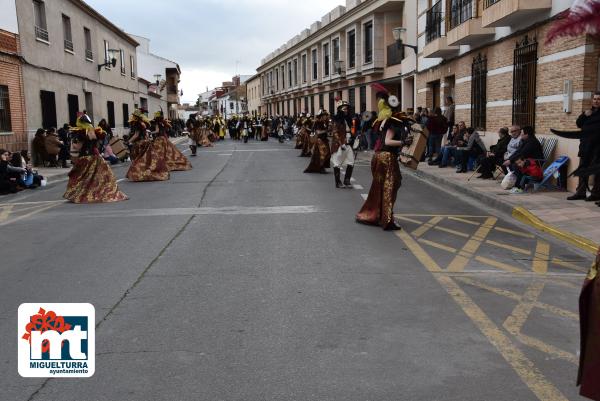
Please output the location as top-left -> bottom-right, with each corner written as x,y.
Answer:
126,138 -> 170,182
155,136 -> 192,171
64,155 -> 128,203
304,138 -> 331,173
356,151 -> 402,229
578,255 -> 600,401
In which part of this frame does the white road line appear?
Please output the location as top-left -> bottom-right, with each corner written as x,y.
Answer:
353,184 -> 364,190
116,178 -> 126,183
0,200 -> 66,206
350,177 -> 357,182
361,194 -> 368,200
218,154 -> 233,156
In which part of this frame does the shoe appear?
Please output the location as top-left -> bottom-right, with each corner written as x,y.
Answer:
585,194 -> 600,202
343,165 -> 354,187
510,188 -> 524,194
334,167 -> 344,188
384,223 -> 402,231
567,193 -> 587,201
456,169 -> 467,173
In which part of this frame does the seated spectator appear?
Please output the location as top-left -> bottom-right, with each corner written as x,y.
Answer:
31,128 -> 47,167
431,122 -> 467,167
44,127 -> 63,167
477,127 -> 510,179
10,152 -> 42,188
0,149 -> 26,194
510,157 -> 544,193
503,125 -> 543,168
103,142 -> 119,165
455,128 -> 487,173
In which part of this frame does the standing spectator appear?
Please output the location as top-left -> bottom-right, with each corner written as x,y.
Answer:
444,96 -> 455,135
568,91 -> 600,201
57,123 -> 70,168
426,107 -> 447,161
44,128 -> 62,167
31,128 -> 47,167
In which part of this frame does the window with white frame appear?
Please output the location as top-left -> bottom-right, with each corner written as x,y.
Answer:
323,43 -> 330,77
347,30 -> 356,69
293,59 -> 298,86
130,55 -> 135,77
33,0 -> 48,41
62,15 -> 73,52
312,49 -> 318,80
84,27 -> 93,60
302,54 -> 307,83
364,21 -> 373,63
120,50 -> 125,74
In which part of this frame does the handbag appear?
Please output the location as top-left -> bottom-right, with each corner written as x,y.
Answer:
501,170 -> 517,190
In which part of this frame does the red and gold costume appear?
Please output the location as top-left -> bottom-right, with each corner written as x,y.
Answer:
356,114 -> 412,230
299,119 -> 314,157
578,247 -> 600,401
303,116 -> 331,174
64,116 -> 128,203
126,110 -> 169,182
152,112 -> 192,172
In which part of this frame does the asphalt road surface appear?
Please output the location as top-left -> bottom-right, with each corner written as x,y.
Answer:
0,138 -> 593,401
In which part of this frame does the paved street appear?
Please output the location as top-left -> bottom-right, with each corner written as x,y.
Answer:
0,139 -> 593,401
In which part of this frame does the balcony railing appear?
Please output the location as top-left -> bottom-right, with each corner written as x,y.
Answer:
484,0 -> 501,8
64,39 -> 73,52
167,85 -> 178,94
426,1 -> 444,44
35,26 -> 48,42
85,49 -> 93,60
448,0 -> 474,31
386,43 -> 404,66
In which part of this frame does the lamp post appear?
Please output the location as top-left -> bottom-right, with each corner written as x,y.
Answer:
97,48 -> 119,71
392,27 -> 418,53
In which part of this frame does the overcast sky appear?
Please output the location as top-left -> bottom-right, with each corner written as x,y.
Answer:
85,0 -> 344,103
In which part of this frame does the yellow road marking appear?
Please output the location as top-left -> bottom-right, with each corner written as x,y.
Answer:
447,217 -> 497,272
448,216 -> 482,226
486,239 -> 532,256
412,216 -> 444,238
433,225 -> 471,238
0,205 -> 14,222
533,241 -> 550,274
552,258 -> 588,273
474,256 -> 523,273
418,238 -> 458,253
455,276 -> 577,320
0,203 -> 59,227
397,230 -> 569,401
504,280 -> 546,336
494,226 -> 536,239
395,215 -> 425,225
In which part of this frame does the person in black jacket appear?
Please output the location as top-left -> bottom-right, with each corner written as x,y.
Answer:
478,127 -> 510,179
503,126 -> 543,186
568,92 -> 600,201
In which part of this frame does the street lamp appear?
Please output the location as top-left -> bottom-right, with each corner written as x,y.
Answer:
154,74 -> 162,86
392,27 -> 417,53
97,48 -> 118,71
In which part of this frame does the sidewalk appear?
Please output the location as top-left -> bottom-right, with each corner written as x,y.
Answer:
34,136 -> 189,182
415,163 -> 600,254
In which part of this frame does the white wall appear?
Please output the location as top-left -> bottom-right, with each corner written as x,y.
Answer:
0,0 -> 18,33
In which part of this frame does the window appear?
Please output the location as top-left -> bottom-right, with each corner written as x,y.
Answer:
140,97 -> 147,111
348,88 -> 356,114
449,0 -> 474,31
513,36 -> 538,129
104,40 -> 110,64
293,59 -> 298,86
426,1 -> 443,43
471,54 -> 487,130
281,66 -> 285,88
275,69 -> 279,90
333,38 -> 340,64
329,93 -> 335,115
62,15 -> 73,52
84,27 -> 93,60
301,54 -> 307,83
359,86 -> 367,112
130,55 -> 135,78
230,102 -> 234,110
323,43 -> 330,77
0,85 -> 11,132
120,50 -> 125,74
347,30 -> 356,69
67,94 -> 78,126
288,62 -> 292,87
312,49 -> 318,80
33,0 -> 48,42
310,96 -> 315,114
107,101 -> 115,128
319,93 -> 324,109
122,104 -> 129,128
364,21 -> 373,63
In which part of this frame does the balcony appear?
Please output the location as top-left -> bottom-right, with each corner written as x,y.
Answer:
482,0 -> 552,28
423,1 -> 459,58
447,0 -> 495,46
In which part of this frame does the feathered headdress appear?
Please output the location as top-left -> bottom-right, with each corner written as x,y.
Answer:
546,0 -> 600,44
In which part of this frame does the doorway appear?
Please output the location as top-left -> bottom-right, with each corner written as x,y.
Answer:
40,90 -> 57,129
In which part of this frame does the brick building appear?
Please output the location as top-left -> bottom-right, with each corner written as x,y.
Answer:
0,0 -> 28,151
416,0 -> 600,190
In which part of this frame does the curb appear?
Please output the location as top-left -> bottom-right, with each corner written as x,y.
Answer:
413,168 -> 599,255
